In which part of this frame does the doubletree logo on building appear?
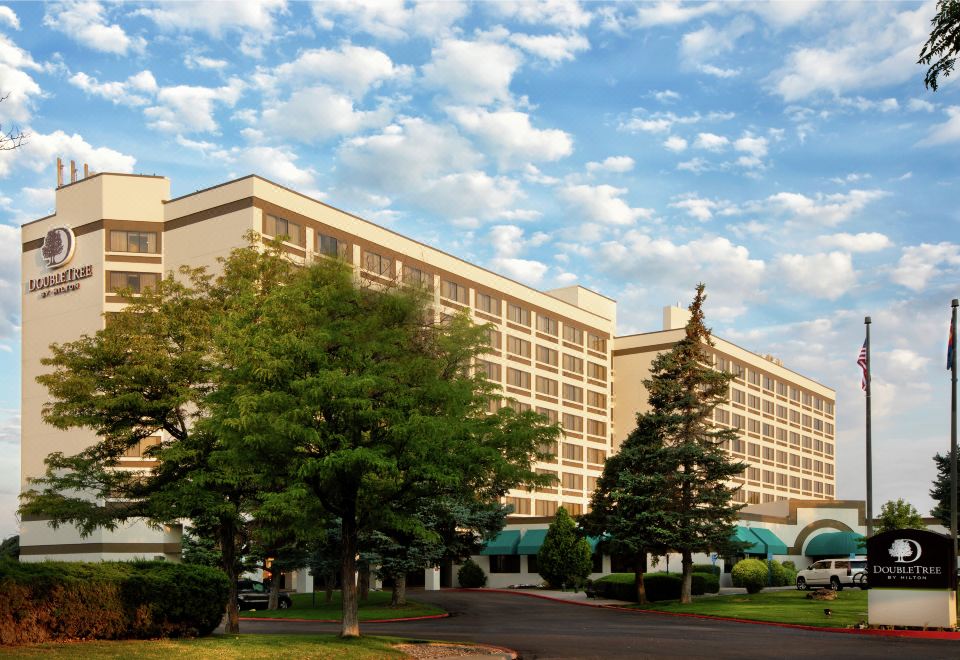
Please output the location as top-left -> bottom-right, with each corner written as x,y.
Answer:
29,226 -> 93,298
867,528 -> 956,590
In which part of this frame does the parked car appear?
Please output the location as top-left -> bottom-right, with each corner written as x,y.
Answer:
796,557 -> 867,591
237,579 -> 292,610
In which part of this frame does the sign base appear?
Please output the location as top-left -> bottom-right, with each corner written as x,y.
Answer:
868,589 -> 957,629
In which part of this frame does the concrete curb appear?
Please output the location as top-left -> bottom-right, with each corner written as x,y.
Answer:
453,588 -> 960,640
239,613 -> 450,623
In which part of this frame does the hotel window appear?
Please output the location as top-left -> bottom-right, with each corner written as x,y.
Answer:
504,497 -> 531,515
442,280 -> 469,304
110,230 -> 158,253
802,392 -> 812,406
587,447 -> 606,464
747,491 -> 761,504
825,442 -> 834,456
586,390 -> 606,409
790,387 -> 800,402
123,435 -> 161,458
402,265 -> 431,289
489,555 -> 521,573
776,473 -> 788,486
789,431 -> 800,446
825,422 -> 834,435
317,232 -> 347,258
537,314 -> 558,335
536,500 -> 559,516
825,402 -> 834,415
731,389 -> 746,405
731,413 -> 745,429
748,419 -> 761,434
762,446 -> 775,460
587,362 -> 606,380
814,460 -> 823,473
748,394 -> 760,410
813,418 -> 823,432
509,401 -> 531,413
814,438 -> 824,452
802,457 -> 812,470
776,428 -> 787,442
776,450 -> 787,464
790,410 -> 801,423
777,382 -> 788,396
563,324 -> 583,345
587,476 -> 599,492
539,439 -> 558,458
562,473 -> 583,490
789,453 -> 800,467
731,438 -> 745,453
263,214 -> 303,246
562,414 -> 583,434
485,328 -> 501,350
476,292 -> 500,315
813,397 -> 824,411
507,336 -> 531,358
364,251 -> 392,277
732,363 -> 745,378
802,479 -> 812,492
506,368 -> 531,389
790,476 -> 801,489
565,502 -> 584,516
478,360 -> 500,382
716,356 -> 729,371
763,400 -> 775,415
562,384 -> 584,403
762,470 -> 775,485
715,408 -> 730,424
747,467 -> 760,481
507,303 -> 531,326
536,345 -> 558,366
108,271 -> 160,293
748,370 -> 761,385
562,354 -> 584,374
762,423 -> 774,438
587,333 -> 607,352
826,483 -> 835,496
536,376 -> 558,397
748,443 -> 760,458
536,406 -> 559,424
586,419 -> 606,437
802,435 -> 813,449
802,414 -> 812,428
776,405 -> 787,419
763,376 -> 774,391
814,481 -> 824,495
561,441 -> 583,460
825,463 -> 835,476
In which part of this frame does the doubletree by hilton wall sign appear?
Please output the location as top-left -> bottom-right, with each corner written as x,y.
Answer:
866,528 -> 956,590
28,226 -> 93,298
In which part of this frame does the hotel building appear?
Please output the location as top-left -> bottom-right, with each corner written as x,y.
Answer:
20,170 -> 833,564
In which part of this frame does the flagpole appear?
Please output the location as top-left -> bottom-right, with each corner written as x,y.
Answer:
950,299 -> 957,560
865,316 -> 873,538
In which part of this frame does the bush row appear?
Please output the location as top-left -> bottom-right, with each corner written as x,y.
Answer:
730,558 -> 796,593
0,560 -> 228,645
593,571 -> 719,602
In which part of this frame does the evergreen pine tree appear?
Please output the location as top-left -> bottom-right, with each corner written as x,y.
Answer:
929,451 -> 959,527
644,283 -> 747,604
537,507 -> 592,589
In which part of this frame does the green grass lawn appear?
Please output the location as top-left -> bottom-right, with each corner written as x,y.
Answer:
239,590 -> 445,620
630,589 -> 869,628
0,634 -> 411,659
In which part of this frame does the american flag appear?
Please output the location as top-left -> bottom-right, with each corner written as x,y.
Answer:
857,339 -> 869,391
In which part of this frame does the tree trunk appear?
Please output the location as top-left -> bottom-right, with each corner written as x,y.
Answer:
340,508 -> 360,638
268,568 -> 281,610
634,552 -> 648,604
680,550 -> 693,604
325,573 -> 334,603
358,561 -> 370,601
391,574 -> 407,607
220,523 -> 240,634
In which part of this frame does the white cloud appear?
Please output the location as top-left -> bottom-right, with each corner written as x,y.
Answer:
890,242 -> 960,291
0,225 -> 20,342
680,15 -> 753,63
0,6 -> 19,29
663,136 -> 688,152
557,184 -> 652,225
669,195 -> 735,222
261,86 -> 394,143
268,44 -> 412,98
312,0 -> 467,41
677,157 -> 709,173
733,132 -> 768,158
907,98 -> 935,112
693,132 -> 729,151
762,189 -> 888,226
448,107 -> 573,168
777,252 -> 856,300
654,90 -> 680,103
44,1 -> 145,55
830,172 -> 871,184
184,54 -> 229,70
488,0 -> 592,29
699,64 -> 741,78
423,38 -> 522,105
144,78 -> 244,134
487,223 -> 551,285
816,232 -> 893,253
625,1 -> 722,28
884,348 -> 930,374
0,34 -> 42,123
918,106 -> 960,146
619,109 -> 735,134
69,70 -> 157,107
233,145 -> 315,188
0,129 -> 135,178
586,156 -> 634,174
138,0 -> 286,36
509,32 -> 589,64
837,96 -> 899,113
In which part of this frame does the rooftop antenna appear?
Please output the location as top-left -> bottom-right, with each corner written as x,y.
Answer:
83,163 -> 89,178
70,160 -> 77,183
56,157 -> 63,188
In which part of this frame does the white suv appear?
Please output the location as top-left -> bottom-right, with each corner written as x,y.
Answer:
796,557 -> 867,591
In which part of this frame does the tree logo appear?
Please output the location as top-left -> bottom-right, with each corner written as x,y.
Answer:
888,538 -> 922,563
41,226 -> 76,269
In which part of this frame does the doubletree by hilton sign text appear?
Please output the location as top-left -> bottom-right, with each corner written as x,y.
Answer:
29,226 -> 93,298
866,528 -> 956,590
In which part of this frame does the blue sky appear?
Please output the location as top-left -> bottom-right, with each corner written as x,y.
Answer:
1,1 -> 959,539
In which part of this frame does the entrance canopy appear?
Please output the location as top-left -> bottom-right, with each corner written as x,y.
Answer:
731,525 -> 766,555
804,531 -> 865,557
517,529 -> 547,555
480,530 -> 521,555
750,527 -> 788,555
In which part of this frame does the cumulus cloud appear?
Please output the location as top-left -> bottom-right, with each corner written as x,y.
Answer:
261,86 -> 394,143
487,0 -> 592,29
144,78 -> 245,134
0,225 -> 19,343
69,70 -> 158,107
44,1 -> 146,55
448,107 -> 573,168
918,106 -> 960,146
586,156 -> 634,173
313,0 -> 467,41
733,132 -> 768,158
699,64 -> 741,78
622,1 -> 722,28
669,194 -> 736,222
0,6 -> 19,29
890,242 -> 960,291
663,136 -> 688,152
0,129 -> 135,178
680,15 -> 753,63
693,132 -> 729,151
137,0 -> 286,55
0,34 -> 42,123
619,109 -> 735,134
557,184 -> 652,225
509,32 -> 589,64
487,223 -> 549,285
776,251 -> 856,300
815,232 -> 893,252
762,189 -> 888,226
184,53 -> 229,70
423,38 -> 522,105
267,45 -> 412,98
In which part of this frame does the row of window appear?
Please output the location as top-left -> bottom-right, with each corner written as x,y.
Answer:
108,230 -> 158,254
734,478 -> 835,503
718,417 -> 835,456
107,271 -> 160,293
479,362 -> 607,407
714,354 -> 834,415
477,294 -> 607,351
489,333 -> 608,378
729,388 -> 834,428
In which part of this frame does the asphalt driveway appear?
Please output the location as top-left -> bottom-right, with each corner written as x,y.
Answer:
236,589 -> 959,659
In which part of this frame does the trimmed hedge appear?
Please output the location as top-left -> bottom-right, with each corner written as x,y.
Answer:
691,563 -> 720,577
0,559 -> 228,645
457,559 -> 487,588
593,571 -> 718,601
731,558 -> 768,594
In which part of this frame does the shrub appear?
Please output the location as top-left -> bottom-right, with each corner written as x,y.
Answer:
0,559 -> 228,645
592,573 -> 636,601
731,558 -> 768,594
457,559 -> 487,588
781,560 -> 796,571
537,508 -> 592,589
692,571 -> 720,594
691,563 -> 720,577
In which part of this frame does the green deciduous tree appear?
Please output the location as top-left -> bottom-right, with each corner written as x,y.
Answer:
581,416 -> 673,604
919,0 -> 960,91
876,498 -> 925,533
930,451 -> 959,527
537,507 -> 592,589
642,284 -> 747,604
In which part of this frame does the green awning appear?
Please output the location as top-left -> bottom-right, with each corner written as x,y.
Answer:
750,527 -> 788,555
804,531 -> 865,557
480,530 -> 521,555
517,529 -> 548,555
731,525 -> 765,555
